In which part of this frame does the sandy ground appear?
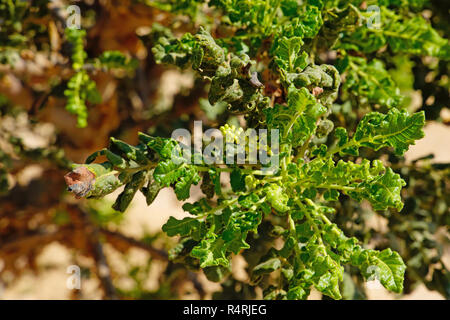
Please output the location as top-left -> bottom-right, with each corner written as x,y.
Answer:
1,121 -> 449,300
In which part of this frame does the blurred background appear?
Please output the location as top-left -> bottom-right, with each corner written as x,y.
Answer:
0,0 -> 449,299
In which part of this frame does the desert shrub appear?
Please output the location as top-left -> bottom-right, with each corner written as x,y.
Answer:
0,0 -> 448,300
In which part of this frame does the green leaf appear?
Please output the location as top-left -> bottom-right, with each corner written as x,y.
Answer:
162,216 -> 205,241
298,158 -> 405,211
343,57 -> 403,108
153,156 -> 200,201
341,9 -> 449,59
112,171 -> 147,212
287,284 -> 310,300
356,167 -> 406,211
317,4 -> 360,50
358,248 -> 406,294
265,87 -> 326,147
183,198 -> 212,215
323,189 -> 339,201
96,50 -> 138,71
230,169 -> 246,192
191,235 -> 230,268
138,134 -> 180,160
238,193 -> 260,209
105,150 -> 127,169
221,208 -> 262,254
203,265 -> 232,282
279,5 -> 323,39
140,171 -> 163,206
153,160 -> 184,186
253,257 -> 282,277
210,0 -> 284,36
265,184 -> 289,214
353,109 -> 425,156
315,270 -> 342,300
222,223 -> 250,254
151,24 -> 196,68
273,36 -> 308,73
385,16 -> 449,59
109,137 -> 149,165
332,109 -> 425,157
174,166 -> 201,200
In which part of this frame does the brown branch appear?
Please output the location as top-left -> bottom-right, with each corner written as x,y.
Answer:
88,227 -> 118,300
74,207 -> 118,300
187,270 -> 206,300
1,229 -> 61,252
98,228 -> 168,260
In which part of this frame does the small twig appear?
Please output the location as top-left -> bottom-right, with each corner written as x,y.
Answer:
89,227 -> 118,300
48,0 -> 68,29
98,228 -> 168,261
1,229 -> 61,252
76,208 -> 118,300
187,270 -> 206,300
